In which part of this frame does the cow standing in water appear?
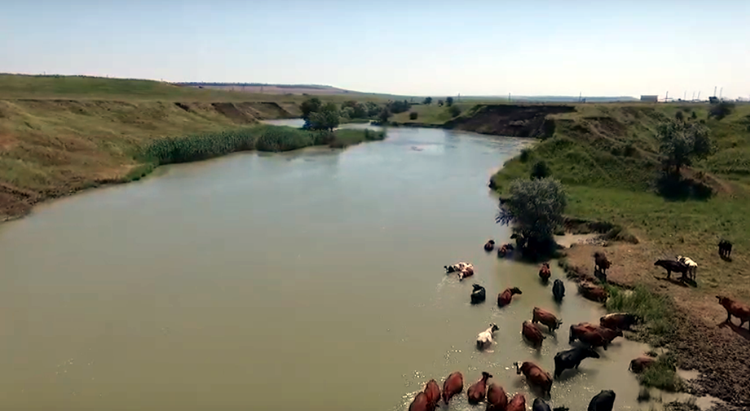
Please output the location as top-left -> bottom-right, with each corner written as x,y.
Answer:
554,346 -> 600,378
424,379 -> 440,410
506,393 -> 527,411
486,383 -> 508,411
467,372 -> 492,404
599,313 -> 640,331
539,263 -> 551,282
408,392 -> 431,411
477,324 -> 499,350
442,372 -> 464,405
444,262 -> 475,281
588,390 -> 616,411
514,361 -> 552,396
532,307 -> 562,332
522,321 -> 545,348
553,279 -> 565,302
629,356 -> 656,373
484,240 -> 496,252
498,287 -> 523,307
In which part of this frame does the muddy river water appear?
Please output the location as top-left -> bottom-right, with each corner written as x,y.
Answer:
0,122 -> 670,410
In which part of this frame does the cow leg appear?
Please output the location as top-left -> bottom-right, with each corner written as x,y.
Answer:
726,312 -> 732,323
666,269 -> 671,279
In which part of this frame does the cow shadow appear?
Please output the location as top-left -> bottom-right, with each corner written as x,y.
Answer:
654,276 -> 690,287
720,255 -> 733,263
718,321 -> 750,341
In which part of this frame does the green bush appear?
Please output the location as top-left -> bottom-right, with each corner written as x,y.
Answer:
531,160 -> 551,179
519,148 -> 531,163
449,105 -> 461,117
409,112 -> 418,120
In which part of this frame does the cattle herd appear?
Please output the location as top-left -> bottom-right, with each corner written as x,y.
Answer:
410,238 -> 750,411
410,241 -> 643,411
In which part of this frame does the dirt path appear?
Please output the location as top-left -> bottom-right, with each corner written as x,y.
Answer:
563,241 -> 750,410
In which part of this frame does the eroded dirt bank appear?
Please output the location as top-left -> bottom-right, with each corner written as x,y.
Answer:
445,104 -> 576,137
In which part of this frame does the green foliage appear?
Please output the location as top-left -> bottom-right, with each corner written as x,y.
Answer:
690,111 -> 697,120
531,160 -> 551,179
365,102 -> 381,117
640,353 -> 684,391
658,120 -> 712,173
142,128 -> 261,164
709,101 -> 734,120
423,97 -> 432,105
388,100 -> 411,114
341,100 -> 368,118
446,97 -> 454,107
675,111 -> 684,121
409,112 -> 418,120
449,105 -> 462,117
438,100 -> 444,106
300,97 -> 322,120
605,285 -> 676,346
496,178 -> 567,243
307,102 -> 340,131
519,148 -> 531,163
378,108 -> 392,124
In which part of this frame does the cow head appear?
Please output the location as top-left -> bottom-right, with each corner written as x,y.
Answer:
472,284 -> 484,291
490,323 -> 499,332
585,347 -> 601,359
716,295 -> 729,306
512,362 -> 521,374
510,287 -> 522,295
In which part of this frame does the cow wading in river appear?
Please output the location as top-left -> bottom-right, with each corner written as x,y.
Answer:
486,383 -> 508,411
532,307 -> 562,332
554,346 -> 600,378
442,371 -> 464,405
467,372 -> 492,404
498,287 -> 523,307
514,361 -> 552,396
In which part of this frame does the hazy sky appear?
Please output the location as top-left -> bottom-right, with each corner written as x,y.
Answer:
2,1 -> 748,98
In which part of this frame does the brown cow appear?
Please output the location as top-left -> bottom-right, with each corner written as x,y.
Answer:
539,263 -> 551,282
717,296 -> 750,328
486,383 -> 508,411
522,321 -> 545,348
409,392 -> 433,411
485,240 -> 496,252
599,313 -> 641,331
442,371 -> 464,405
514,361 -> 552,396
629,356 -> 656,373
506,393 -> 526,411
570,323 -> 622,349
424,379 -> 440,409
498,287 -> 523,307
579,281 -> 608,302
468,372 -> 493,404
532,307 -> 562,332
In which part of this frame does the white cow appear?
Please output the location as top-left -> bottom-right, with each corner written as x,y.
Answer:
444,262 -> 475,281
476,323 -> 499,350
677,255 -> 698,281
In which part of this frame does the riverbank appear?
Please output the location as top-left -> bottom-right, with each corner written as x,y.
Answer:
491,102 -> 750,409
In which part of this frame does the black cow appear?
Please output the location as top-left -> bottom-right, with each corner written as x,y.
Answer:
533,398 -> 569,411
588,390 -> 616,411
471,284 -> 486,304
554,347 -> 600,378
553,279 -> 565,302
719,239 -> 733,258
654,259 -> 688,280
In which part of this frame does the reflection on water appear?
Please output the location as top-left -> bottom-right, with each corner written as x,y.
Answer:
0,124 -> 676,410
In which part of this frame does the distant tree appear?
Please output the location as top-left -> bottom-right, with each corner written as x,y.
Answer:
446,97 -> 454,107
709,101 -> 734,120
449,105 -> 462,117
438,100 -> 444,106
388,100 -> 411,114
300,97 -> 322,120
530,160 -> 551,179
378,107 -> 392,124
675,111 -> 685,122
496,178 -> 567,254
658,120 -> 712,174
307,103 -> 340,131
366,102 -> 381,117
341,107 -> 355,119
690,111 -> 697,120
409,112 -> 418,120
423,97 -> 433,105
341,100 -> 358,109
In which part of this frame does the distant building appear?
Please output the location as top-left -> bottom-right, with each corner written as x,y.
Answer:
640,95 -> 658,102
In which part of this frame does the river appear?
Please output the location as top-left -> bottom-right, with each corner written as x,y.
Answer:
0,122 -> 656,410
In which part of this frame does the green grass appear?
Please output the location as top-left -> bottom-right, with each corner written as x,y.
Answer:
640,353 -> 684,392
390,103 -> 475,125
605,285 -> 677,346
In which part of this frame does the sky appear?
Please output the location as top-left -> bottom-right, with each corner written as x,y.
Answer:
1,1 -> 749,98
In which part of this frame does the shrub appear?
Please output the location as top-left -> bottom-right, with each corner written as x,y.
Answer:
496,178 -> 567,247
658,120 -> 712,174
675,111 -> 684,121
423,97 -> 432,105
409,112 -> 418,120
690,111 -> 697,120
530,160 -> 551,179
449,105 -> 462,117
446,97 -> 454,106
519,148 -> 531,163
709,101 -> 734,120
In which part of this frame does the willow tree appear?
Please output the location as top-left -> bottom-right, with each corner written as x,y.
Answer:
496,178 -> 567,257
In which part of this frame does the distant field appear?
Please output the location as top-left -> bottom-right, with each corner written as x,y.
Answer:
175,83 -> 356,96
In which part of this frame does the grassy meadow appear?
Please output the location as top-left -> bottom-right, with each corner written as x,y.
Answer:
492,102 -> 750,299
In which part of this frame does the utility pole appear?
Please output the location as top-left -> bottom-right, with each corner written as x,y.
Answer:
683,91 -> 687,100
665,91 -> 669,102
579,92 -> 582,102
692,91 -> 695,101
720,87 -> 723,99
714,86 -> 717,97
697,91 -> 701,100
508,93 -> 511,102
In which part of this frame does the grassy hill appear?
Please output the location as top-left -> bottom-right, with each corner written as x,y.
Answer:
491,102 -> 750,298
